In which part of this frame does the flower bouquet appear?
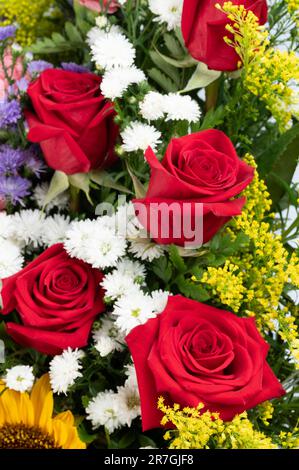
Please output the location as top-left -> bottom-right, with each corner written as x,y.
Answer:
0,0 -> 298,450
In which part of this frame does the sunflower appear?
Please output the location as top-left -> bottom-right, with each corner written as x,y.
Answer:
0,374 -> 86,449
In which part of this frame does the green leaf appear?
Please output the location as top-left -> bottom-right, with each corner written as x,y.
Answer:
151,257 -> 172,284
163,33 -> 185,59
65,21 -> 83,42
90,170 -> 133,195
43,171 -> 69,209
68,173 -> 92,205
147,68 -> 178,93
258,123 -> 299,176
138,435 -> 157,448
77,19 -> 93,35
176,276 -> 210,302
118,432 -> 136,449
155,50 -> 197,69
196,105 -> 225,131
181,62 -> 221,93
77,423 -> 97,444
51,32 -> 67,45
81,395 -> 90,408
168,245 -> 187,273
149,51 -> 180,85
258,123 -> 299,204
126,165 -> 147,198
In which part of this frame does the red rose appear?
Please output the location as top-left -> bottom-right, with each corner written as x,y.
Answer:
25,69 -> 119,175
126,295 -> 285,431
0,244 -> 105,355
78,0 -> 120,13
134,130 -> 254,247
182,0 -> 268,71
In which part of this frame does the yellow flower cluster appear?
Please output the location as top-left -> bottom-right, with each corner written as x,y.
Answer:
0,0 -> 58,46
285,0 -> 299,25
257,401 -> 274,427
196,155 -> 299,365
279,427 -> 299,448
198,261 -> 246,312
158,398 -> 276,449
217,2 -> 299,132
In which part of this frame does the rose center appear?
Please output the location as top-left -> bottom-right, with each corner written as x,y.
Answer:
55,270 -> 79,290
0,423 -> 60,449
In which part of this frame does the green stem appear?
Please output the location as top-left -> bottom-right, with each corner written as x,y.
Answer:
205,78 -> 221,112
69,185 -> 80,215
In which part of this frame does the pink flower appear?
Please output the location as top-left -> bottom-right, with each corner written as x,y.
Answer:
0,48 -> 24,99
0,197 -> 6,211
78,0 -> 120,13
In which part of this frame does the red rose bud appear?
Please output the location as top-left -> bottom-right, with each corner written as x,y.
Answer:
0,244 -> 105,355
25,69 -> 119,175
126,295 -> 285,431
134,129 -> 254,247
181,0 -> 268,71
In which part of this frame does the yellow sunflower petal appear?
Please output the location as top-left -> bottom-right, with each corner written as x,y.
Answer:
18,392 -> 34,427
53,420 -> 86,449
64,427 -> 86,450
30,374 -> 53,427
0,387 -> 21,423
54,410 -> 75,427
52,419 -> 68,448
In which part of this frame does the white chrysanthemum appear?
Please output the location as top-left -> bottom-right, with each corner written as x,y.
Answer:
129,236 -> 165,261
10,209 -> 45,248
151,289 -> 170,314
33,182 -> 69,212
94,336 -> 116,357
87,24 -> 121,47
93,317 -> 125,357
125,363 -> 138,389
0,238 -> 24,277
139,91 -> 165,120
95,15 -> 108,29
4,365 -> 34,392
83,226 -> 127,269
64,219 -> 97,259
115,202 -> 141,239
87,26 -> 104,46
149,0 -> 183,31
86,391 -> 122,432
113,287 -> 158,334
89,30 -> 135,70
101,271 -> 137,300
49,348 -> 84,395
41,214 -> 71,247
164,93 -> 201,122
101,66 -> 145,100
121,121 -> 161,153
115,258 -> 146,282
117,385 -> 141,427
0,212 -> 14,239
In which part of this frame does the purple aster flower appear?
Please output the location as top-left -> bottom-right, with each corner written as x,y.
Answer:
0,145 -> 26,175
61,62 -> 90,74
0,25 -> 17,41
27,60 -> 53,75
16,77 -> 29,93
23,149 -> 46,177
0,99 -> 22,128
0,175 -> 30,204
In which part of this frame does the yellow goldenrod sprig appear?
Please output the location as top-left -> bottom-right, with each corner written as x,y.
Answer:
0,0 -> 59,46
217,2 -> 299,132
285,0 -> 299,25
158,397 -> 276,449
